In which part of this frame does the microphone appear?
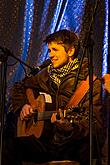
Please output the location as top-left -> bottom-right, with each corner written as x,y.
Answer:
30,59 -> 51,75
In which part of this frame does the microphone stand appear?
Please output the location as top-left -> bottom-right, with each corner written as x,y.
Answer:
72,0 -> 101,164
0,48 -> 39,165
0,54 -> 7,165
85,1 -> 102,164
0,46 -> 35,71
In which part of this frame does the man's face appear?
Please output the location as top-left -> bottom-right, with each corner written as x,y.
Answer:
48,41 -> 69,68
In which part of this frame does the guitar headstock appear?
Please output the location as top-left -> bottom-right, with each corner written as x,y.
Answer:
65,107 -> 89,125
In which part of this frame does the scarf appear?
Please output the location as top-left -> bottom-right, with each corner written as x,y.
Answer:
48,58 -> 79,86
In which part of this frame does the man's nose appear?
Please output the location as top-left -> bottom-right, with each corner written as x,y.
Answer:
49,52 -> 55,58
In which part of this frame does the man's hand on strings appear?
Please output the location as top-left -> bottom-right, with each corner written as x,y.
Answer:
51,109 -> 73,131
20,104 -> 34,120
51,108 -> 65,124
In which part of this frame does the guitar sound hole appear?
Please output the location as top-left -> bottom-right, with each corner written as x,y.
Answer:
33,110 -> 38,124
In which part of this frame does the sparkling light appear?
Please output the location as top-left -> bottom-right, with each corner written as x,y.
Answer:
102,0 -> 109,76
13,0 -> 34,81
50,0 -> 69,32
21,0 -> 34,61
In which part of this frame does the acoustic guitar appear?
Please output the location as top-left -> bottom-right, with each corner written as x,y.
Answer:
17,85 -> 81,138
17,75 -> 97,138
17,91 -> 73,138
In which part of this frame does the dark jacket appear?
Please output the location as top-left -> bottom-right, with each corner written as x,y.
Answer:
11,58 -> 105,146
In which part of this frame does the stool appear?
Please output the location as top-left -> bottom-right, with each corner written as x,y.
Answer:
22,160 -> 80,165
48,160 -> 80,165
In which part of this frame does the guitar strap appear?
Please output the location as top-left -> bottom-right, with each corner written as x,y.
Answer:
65,75 -> 97,109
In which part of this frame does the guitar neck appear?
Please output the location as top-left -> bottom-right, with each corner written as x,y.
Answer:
34,111 -> 56,121
34,108 -> 74,122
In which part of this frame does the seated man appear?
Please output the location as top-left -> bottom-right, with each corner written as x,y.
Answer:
2,29 -> 107,165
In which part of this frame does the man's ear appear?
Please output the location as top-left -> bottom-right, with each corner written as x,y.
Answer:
68,47 -> 75,57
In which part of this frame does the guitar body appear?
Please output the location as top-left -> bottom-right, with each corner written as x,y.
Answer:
17,94 -> 45,138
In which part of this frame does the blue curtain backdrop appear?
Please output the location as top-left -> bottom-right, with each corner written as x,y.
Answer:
0,0 -> 109,105
0,1 -> 109,163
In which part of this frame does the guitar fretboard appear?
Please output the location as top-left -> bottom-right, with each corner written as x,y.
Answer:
33,111 -> 56,122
